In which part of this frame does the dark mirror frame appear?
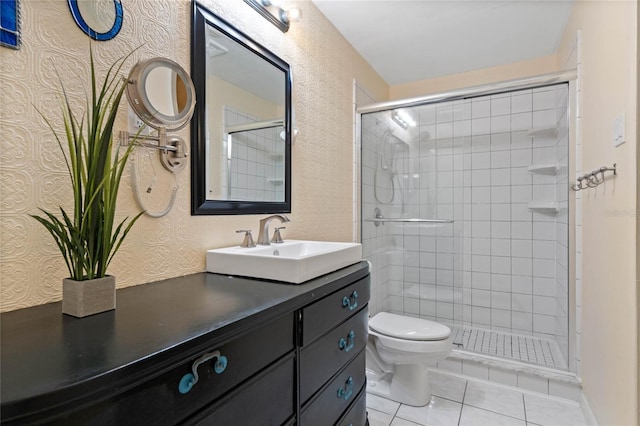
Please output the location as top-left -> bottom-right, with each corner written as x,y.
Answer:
191,1 -> 292,215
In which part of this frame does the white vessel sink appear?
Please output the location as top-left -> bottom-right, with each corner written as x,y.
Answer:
206,240 -> 363,284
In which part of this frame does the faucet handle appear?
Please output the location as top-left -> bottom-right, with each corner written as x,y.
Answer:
271,227 -> 286,244
236,230 -> 256,248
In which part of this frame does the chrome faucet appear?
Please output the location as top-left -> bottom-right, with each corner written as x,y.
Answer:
257,215 -> 290,245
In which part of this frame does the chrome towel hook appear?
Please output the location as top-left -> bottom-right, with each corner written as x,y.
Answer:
571,163 -> 616,191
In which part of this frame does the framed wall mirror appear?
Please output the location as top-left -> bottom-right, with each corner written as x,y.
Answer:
191,1 -> 292,215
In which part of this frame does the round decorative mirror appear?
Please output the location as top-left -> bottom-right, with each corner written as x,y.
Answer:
126,57 -> 196,131
67,0 -> 123,41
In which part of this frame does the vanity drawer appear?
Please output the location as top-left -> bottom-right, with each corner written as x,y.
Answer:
186,353 -> 295,426
52,313 -> 294,425
300,307 -> 368,403
302,276 -> 370,346
300,349 -> 366,426
336,387 -> 367,426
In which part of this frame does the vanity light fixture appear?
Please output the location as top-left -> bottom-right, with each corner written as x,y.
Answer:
391,110 -> 416,130
244,0 -> 301,32
281,6 -> 301,24
260,0 -> 283,7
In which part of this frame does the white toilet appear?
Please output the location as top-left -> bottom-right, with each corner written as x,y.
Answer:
366,312 -> 452,406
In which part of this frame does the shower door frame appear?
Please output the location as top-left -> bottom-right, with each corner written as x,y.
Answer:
357,69 -> 578,373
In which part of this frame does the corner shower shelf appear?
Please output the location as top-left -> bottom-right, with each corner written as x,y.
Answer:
527,201 -> 559,213
267,178 -> 283,185
528,163 -> 559,175
527,126 -> 558,139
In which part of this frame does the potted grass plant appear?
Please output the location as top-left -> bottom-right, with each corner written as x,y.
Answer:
31,47 -> 142,317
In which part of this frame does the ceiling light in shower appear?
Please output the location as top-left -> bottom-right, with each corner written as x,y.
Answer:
392,110 -> 416,130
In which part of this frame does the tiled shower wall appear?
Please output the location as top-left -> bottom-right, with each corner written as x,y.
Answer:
361,84 -> 570,368
224,106 -> 285,201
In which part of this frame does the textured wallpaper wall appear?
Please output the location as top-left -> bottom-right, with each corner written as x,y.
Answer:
0,0 -> 388,312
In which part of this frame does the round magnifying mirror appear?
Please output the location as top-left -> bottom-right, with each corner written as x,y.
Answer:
126,57 -> 196,131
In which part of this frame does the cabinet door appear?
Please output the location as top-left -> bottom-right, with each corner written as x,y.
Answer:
299,307 -> 368,404
300,350 -> 366,426
186,354 -> 295,426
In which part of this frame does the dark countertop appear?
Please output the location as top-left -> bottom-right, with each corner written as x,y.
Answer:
0,262 -> 369,422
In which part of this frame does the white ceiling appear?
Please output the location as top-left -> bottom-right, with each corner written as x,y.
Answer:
312,0 -> 575,86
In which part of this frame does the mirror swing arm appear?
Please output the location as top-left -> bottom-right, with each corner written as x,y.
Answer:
118,128 -> 187,172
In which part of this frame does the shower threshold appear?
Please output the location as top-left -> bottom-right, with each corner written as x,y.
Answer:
449,325 -> 567,369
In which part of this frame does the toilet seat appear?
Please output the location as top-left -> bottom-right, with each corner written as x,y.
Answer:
369,312 -> 451,341
369,329 -> 452,354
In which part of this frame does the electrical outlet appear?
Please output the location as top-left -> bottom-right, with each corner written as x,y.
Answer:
128,105 -> 150,135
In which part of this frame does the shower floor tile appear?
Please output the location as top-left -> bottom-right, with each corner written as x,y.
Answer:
449,325 -> 566,369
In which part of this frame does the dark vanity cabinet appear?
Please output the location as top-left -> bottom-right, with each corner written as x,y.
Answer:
1,262 -> 370,425
299,277 -> 370,426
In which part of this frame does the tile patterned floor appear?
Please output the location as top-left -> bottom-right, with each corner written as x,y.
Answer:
449,325 -> 566,369
367,371 -> 587,426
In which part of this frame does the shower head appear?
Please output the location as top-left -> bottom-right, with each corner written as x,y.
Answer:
379,134 -> 409,173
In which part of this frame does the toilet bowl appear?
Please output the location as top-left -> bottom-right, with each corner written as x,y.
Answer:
366,312 -> 452,406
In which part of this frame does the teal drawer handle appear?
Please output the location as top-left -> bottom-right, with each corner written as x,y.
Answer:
338,330 -> 355,353
214,355 -> 228,374
337,376 -> 354,401
342,290 -> 358,311
178,350 -> 228,394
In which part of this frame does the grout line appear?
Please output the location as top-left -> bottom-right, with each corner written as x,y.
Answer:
463,403 -> 529,423
391,399 -> 401,420
457,381 -> 469,426
461,380 -> 469,404
432,394 -> 465,405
